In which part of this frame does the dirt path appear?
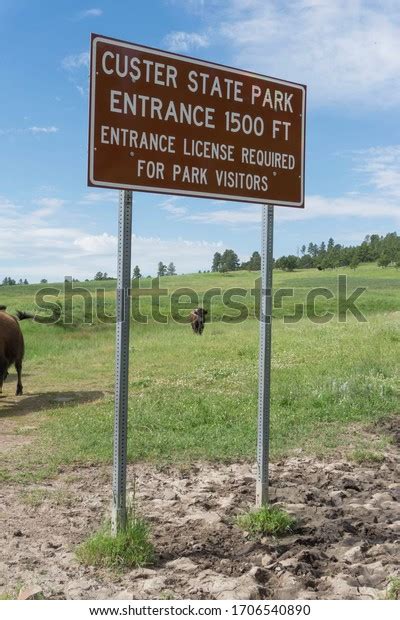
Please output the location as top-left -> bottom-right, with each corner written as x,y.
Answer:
0,422 -> 399,600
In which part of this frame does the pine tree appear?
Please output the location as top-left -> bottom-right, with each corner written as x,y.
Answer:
307,243 -> 318,258
157,261 -> 167,277
167,262 -> 176,276
249,251 -> 261,270
132,265 -> 142,279
212,252 -> 222,272
2,277 -> 16,286
220,249 -> 240,272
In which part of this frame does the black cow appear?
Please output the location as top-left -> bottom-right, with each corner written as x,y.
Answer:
190,308 -> 208,335
0,306 -> 34,396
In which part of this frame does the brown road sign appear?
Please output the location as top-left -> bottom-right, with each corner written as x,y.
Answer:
88,34 -> 306,207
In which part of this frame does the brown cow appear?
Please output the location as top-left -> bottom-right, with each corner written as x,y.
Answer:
0,307 -> 33,396
190,308 -> 208,335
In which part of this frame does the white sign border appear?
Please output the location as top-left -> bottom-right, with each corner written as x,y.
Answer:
88,34 -> 306,208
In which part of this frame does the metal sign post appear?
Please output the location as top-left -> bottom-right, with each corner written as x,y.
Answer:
112,189 -> 133,535
256,204 -> 274,507
88,33 -> 306,524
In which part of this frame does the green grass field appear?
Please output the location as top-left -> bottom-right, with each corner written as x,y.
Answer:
1,263 -> 399,482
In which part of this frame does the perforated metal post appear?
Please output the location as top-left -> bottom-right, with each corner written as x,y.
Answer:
256,205 -> 274,507
112,190 -> 133,535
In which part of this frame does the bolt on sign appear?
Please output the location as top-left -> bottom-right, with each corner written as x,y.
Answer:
88,34 -> 306,207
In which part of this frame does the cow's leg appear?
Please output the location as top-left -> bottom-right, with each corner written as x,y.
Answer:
15,360 -> 23,396
0,361 -> 7,394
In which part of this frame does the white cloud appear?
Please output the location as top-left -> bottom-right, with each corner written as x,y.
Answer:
191,0 -> 400,107
31,197 -> 66,219
0,127 -> 59,137
277,193 -> 400,222
166,0 -> 207,13
61,53 -> 89,99
34,198 -> 65,209
160,197 -> 188,217
185,204 -> 261,225
131,235 -> 223,275
355,145 -> 400,198
163,31 -> 209,52
62,52 -> 89,71
0,196 -> 81,264
78,8 -> 103,18
168,192 -> 400,226
79,191 -> 119,204
0,196 -> 21,214
73,229 -> 224,268
28,126 -> 59,134
0,195 -> 223,281
74,233 -> 117,255
31,208 -> 56,219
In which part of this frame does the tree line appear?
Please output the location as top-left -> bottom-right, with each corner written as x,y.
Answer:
1,277 -> 35,286
95,262 -> 178,281
212,233 -> 400,273
212,250 -> 261,272
131,262 -> 177,279
0,263 -> 179,286
276,233 -> 400,271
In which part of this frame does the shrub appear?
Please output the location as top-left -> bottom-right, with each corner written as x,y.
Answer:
236,505 -> 295,538
76,512 -> 154,570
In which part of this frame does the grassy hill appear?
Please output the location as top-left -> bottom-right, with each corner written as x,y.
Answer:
1,264 -> 399,481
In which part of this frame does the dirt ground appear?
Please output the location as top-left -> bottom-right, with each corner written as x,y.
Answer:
0,419 -> 399,600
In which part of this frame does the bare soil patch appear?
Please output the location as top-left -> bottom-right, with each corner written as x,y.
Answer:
0,427 -> 398,600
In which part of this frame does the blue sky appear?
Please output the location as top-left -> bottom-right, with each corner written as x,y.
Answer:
1,0 -> 400,281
